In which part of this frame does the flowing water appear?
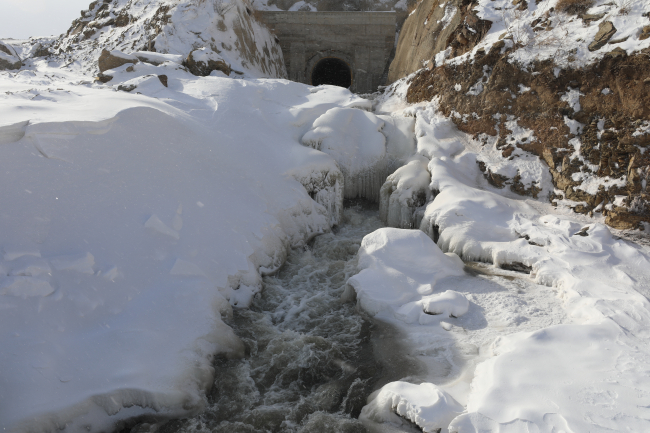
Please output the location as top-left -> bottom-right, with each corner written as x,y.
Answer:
159,204 -> 417,433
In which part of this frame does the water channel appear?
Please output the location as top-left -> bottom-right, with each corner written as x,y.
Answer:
154,203 -> 422,433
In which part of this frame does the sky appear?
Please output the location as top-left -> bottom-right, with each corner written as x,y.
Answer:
1,0 -> 92,39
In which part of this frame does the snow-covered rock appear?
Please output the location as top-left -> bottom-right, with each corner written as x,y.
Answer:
344,228 -> 465,321
361,381 -> 464,433
186,48 -> 231,76
54,0 -> 286,79
0,41 -> 21,70
98,49 -> 138,73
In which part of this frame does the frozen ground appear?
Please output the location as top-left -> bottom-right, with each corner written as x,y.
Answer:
3,11 -> 650,433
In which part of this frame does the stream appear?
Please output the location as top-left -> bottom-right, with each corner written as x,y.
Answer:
157,203 -> 421,433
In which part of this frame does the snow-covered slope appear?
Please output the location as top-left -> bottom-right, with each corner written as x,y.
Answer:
392,0 -> 650,231
51,0 -> 286,78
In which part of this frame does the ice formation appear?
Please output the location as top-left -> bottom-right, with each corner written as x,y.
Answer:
302,107 -> 388,202
344,228 -> 465,321
361,381 -> 464,433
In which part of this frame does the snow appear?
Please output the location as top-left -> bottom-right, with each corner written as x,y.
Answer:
439,0 -> 650,69
359,88 -> 650,432
302,106 -> 388,201
0,41 -> 376,430
4,2 -> 650,431
54,0 -> 286,79
345,228 -> 465,321
361,381 -> 464,433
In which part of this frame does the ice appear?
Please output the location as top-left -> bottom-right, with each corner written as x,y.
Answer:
361,381 -> 464,433
169,259 -> 206,277
345,228 -> 465,320
145,214 -> 180,240
380,155 -> 431,229
302,107 -> 388,202
50,253 -> 95,275
0,276 -> 54,298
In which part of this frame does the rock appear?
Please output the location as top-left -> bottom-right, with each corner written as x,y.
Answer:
580,13 -> 605,23
0,41 -> 21,70
644,77 -> 650,84
605,47 -> 627,58
185,48 -> 231,77
490,40 -> 506,54
95,74 -> 113,83
33,44 -> 51,58
158,75 -> 168,87
117,84 -> 137,92
98,49 -> 138,73
640,25 -> 650,41
608,36 -> 628,44
588,21 -> 617,52
115,13 -> 130,27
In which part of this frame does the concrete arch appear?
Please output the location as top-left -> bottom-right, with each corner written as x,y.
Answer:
260,11 -> 397,93
306,50 -> 354,88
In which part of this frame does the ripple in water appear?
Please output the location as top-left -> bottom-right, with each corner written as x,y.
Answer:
163,205 -> 385,433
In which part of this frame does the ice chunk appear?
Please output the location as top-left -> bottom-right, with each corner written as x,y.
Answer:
144,214 -> 180,240
3,249 -> 40,261
361,381 -> 464,433
0,276 -> 54,298
302,107 -> 387,202
8,257 -> 51,278
50,252 -> 95,274
169,259 -> 206,277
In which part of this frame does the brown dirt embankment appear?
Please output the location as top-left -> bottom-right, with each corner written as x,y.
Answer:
407,45 -> 650,230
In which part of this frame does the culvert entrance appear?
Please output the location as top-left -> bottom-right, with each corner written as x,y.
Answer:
311,57 -> 352,88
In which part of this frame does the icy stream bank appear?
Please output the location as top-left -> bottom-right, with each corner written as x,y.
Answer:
155,206 -> 420,433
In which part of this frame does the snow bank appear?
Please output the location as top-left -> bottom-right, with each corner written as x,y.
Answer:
345,228 -> 465,322
302,107 -> 388,201
0,57 -> 373,431
407,98 -> 650,432
361,381 -> 464,433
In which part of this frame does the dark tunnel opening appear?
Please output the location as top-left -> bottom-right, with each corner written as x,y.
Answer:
311,57 -> 352,88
